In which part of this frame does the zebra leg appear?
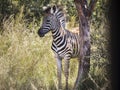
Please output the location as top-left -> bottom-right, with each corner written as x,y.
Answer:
64,59 -> 70,90
56,57 -> 62,90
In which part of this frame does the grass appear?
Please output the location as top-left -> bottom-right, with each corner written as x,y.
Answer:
0,15 -> 111,90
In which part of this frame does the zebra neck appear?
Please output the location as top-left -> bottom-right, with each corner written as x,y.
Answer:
51,27 -> 66,54
52,26 -> 65,40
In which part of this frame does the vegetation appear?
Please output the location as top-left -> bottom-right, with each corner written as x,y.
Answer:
0,0 -> 111,90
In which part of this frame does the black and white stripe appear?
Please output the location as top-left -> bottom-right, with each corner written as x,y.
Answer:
38,5 -> 80,60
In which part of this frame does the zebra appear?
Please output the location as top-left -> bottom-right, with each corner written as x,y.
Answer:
38,5 -> 90,90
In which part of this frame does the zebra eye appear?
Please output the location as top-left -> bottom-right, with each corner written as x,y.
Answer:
47,20 -> 50,22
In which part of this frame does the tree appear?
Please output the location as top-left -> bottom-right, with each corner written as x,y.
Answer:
74,0 -> 97,89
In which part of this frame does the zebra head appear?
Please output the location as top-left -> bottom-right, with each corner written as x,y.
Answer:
38,5 -> 66,37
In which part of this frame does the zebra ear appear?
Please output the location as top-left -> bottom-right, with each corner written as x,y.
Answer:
43,6 -> 51,14
50,5 -> 57,14
50,7 -> 54,14
43,6 -> 48,11
53,5 -> 56,13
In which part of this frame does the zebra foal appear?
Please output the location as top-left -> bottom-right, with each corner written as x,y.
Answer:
38,5 -> 90,90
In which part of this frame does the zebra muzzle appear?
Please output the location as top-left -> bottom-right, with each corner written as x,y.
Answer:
38,29 -> 45,37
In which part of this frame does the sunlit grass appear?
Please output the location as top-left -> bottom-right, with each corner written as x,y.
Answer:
0,15 -> 111,90
0,16 -> 78,90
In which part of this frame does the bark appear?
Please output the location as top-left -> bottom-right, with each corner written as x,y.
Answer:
87,0 -> 98,18
74,0 -> 97,89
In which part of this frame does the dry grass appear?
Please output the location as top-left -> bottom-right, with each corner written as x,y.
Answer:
0,15 -> 111,90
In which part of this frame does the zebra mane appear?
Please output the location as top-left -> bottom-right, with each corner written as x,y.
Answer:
43,5 -> 66,29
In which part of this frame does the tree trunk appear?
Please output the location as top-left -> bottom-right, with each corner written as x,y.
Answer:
74,0 -> 97,89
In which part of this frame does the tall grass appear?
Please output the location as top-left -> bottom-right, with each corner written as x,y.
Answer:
0,14 -> 111,90
0,15 -> 78,90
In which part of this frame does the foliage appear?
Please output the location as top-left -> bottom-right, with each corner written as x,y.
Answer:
0,0 -> 110,26
0,0 -> 50,24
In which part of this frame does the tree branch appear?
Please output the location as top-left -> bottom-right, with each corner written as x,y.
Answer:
74,0 -> 89,36
87,0 -> 98,18
74,0 -> 98,18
